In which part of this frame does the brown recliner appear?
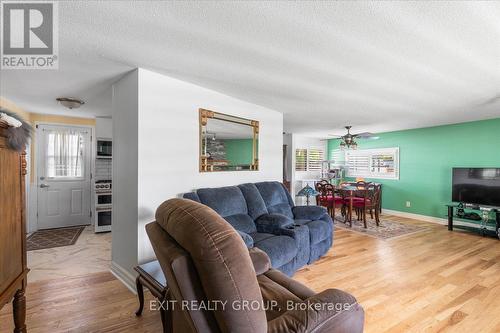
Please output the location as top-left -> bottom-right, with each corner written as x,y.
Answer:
146,198 -> 364,333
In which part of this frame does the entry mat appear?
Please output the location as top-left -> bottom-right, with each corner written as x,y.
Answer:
27,226 -> 85,251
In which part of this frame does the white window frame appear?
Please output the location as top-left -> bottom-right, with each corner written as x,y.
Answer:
345,147 -> 399,180
295,148 -> 307,171
295,147 -> 325,172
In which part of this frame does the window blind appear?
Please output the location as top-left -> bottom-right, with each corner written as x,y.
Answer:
345,147 -> 399,179
307,148 -> 324,171
330,149 -> 345,164
295,148 -> 307,171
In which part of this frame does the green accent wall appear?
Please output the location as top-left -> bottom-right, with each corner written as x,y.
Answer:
327,118 -> 500,219
223,139 -> 255,165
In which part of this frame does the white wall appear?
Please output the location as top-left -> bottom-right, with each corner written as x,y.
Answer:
96,117 -> 112,138
112,68 -> 283,285
111,70 -> 139,287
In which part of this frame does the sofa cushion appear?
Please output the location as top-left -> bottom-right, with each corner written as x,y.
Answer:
294,219 -> 332,245
255,182 -> 294,219
237,230 -> 254,248
292,205 -> 328,221
197,186 -> 248,217
250,232 -> 276,244
238,183 -> 268,219
225,214 -> 257,234
254,235 -> 298,268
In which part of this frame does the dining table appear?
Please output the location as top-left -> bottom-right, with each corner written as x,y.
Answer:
336,185 -> 372,226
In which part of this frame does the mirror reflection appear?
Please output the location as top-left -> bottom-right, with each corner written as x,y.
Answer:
200,109 -> 259,172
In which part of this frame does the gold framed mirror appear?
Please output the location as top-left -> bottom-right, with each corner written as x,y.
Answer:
199,108 -> 259,172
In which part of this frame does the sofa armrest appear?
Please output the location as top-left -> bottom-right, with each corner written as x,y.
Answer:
237,230 -> 254,248
182,192 -> 200,202
267,289 -> 364,333
277,224 -> 309,260
255,214 -> 294,234
293,205 -> 328,221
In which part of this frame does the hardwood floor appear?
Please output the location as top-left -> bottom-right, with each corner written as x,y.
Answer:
1,216 -> 500,332
0,272 -> 160,333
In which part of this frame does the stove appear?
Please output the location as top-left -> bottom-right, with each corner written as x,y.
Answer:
94,180 -> 112,233
95,180 -> 112,192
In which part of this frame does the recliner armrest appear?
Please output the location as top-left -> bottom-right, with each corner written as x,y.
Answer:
293,205 -> 328,220
255,214 -> 294,234
267,289 -> 364,333
248,247 -> 270,275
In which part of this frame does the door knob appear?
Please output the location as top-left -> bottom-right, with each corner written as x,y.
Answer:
40,184 -> 50,188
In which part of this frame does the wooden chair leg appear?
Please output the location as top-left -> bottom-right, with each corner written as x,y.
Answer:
370,209 -> 374,219
363,209 -> 367,228
135,276 -> 144,316
375,209 -> 380,226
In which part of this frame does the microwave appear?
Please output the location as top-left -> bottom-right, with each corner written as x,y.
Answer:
97,138 -> 112,158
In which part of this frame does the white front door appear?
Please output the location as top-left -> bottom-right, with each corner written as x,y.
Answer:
37,124 -> 92,229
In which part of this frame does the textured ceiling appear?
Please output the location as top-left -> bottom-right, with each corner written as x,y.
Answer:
1,1 -> 499,135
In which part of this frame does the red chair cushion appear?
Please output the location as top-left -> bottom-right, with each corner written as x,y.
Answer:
319,196 -> 345,205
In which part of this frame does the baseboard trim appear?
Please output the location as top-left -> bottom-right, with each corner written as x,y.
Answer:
382,209 -> 447,225
110,261 -> 137,294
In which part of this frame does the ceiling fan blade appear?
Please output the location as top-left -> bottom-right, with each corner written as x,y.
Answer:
327,135 -> 343,139
353,132 -> 376,138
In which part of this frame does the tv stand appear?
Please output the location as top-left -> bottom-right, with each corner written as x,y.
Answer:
464,203 -> 480,210
447,204 -> 500,239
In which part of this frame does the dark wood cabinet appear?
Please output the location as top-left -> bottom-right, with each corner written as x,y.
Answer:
0,121 -> 29,333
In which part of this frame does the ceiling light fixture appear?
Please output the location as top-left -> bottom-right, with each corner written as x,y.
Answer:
330,126 -> 378,150
56,97 -> 85,109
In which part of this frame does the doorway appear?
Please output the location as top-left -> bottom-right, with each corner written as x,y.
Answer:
28,122 -> 112,283
36,124 -> 92,229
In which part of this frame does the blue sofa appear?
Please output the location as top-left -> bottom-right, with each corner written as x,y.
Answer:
183,181 -> 333,275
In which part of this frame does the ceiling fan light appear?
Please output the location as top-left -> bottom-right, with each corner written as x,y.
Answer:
351,142 -> 358,150
56,97 -> 85,109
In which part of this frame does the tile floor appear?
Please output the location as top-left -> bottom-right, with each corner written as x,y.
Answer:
27,226 -> 111,283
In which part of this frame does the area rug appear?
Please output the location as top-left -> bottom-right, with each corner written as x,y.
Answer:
27,226 -> 85,251
333,214 -> 429,240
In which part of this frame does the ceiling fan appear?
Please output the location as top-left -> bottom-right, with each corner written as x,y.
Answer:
329,126 -> 379,150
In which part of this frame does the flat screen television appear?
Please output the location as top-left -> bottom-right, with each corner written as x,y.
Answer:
452,168 -> 500,207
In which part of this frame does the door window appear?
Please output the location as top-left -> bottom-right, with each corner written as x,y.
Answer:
46,130 -> 85,178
